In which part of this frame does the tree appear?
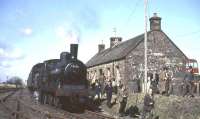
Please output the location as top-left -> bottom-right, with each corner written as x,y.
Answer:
6,76 -> 24,88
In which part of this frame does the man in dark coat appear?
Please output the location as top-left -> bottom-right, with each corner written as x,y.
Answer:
142,88 -> 155,119
118,85 -> 128,116
105,81 -> 113,107
99,73 -> 106,98
183,66 -> 194,97
150,72 -> 159,94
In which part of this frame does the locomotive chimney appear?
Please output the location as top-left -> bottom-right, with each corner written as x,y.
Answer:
70,44 -> 78,59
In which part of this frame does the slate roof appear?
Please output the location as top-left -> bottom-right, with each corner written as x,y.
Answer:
86,32 -> 145,68
86,30 -> 187,68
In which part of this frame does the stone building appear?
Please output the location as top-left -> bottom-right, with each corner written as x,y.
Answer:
86,13 -> 188,93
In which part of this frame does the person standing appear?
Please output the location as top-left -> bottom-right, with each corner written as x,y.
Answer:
91,70 -> 97,89
95,79 -> 101,100
159,67 -> 169,95
165,69 -> 171,96
112,78 -> 118,94
150,73 -> 159,94
141,88 -> 155,119
99,73 -> 106,99
116,66 -> 121,87
118,84 -> 128,117
33,91 -> 39,104
105,81 -> 113,107
183,66 -> 194,97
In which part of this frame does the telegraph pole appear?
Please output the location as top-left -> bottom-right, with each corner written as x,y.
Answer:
144,0 -> 148,93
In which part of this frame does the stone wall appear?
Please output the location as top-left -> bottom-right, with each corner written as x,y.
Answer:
87,60 -> 125,83
87,31 -> 187,93
125,31 -> 187,92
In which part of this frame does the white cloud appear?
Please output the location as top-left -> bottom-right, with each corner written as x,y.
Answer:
0,48 -> 27,80
21,27 -> 32,36
9,48 -> 24,59
0,48 -> 4,55
0,47 -> 24,60
0,61 -> 11,68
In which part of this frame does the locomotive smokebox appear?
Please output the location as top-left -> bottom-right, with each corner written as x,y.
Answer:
70,44 -> 78,59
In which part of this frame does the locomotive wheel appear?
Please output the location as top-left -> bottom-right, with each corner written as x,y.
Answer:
48,95 -> 51,105
50,95 -> 55,106
39,91 -> 43,104
46,94 -> 49,104
48,94 -> 52,104
54,97 -> 62,108
43,94 -> 46,104
47,94 -> 50,104
44,94 -> 48,104
52,96 -> 56,106
41,93 -> 45,104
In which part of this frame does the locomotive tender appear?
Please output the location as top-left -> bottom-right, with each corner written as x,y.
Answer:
27,44 -> 88,110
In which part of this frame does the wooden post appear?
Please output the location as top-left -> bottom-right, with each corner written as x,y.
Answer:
144,0 -> 148,93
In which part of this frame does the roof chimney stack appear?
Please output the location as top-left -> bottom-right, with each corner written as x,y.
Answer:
98,44 -> 105,53
110,37 -> 122,48
149,13 -> 162,31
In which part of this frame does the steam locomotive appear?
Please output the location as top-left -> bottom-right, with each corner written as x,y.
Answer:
27,44 -> 88,111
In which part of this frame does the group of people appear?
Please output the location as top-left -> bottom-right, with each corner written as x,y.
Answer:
89,65 -> 195,118
104,80 -> 128,116
90,71 -> 128,116
141,66 -> 195,119
149,66 -> 195,97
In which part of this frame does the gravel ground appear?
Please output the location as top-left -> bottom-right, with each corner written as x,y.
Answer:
0,103 -> 11,119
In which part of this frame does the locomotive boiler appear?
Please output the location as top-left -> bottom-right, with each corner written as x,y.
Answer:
27,44 -> 88,111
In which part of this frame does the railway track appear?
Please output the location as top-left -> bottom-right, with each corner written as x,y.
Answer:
0,91 -> 15,102
82,110 -> 115,119
52,108 -> 115,119
0,89 -> 23,119
0,88 -> 116,119
18,98 -> 115,119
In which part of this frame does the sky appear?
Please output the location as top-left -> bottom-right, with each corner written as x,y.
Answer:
0,0 -> 200,82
